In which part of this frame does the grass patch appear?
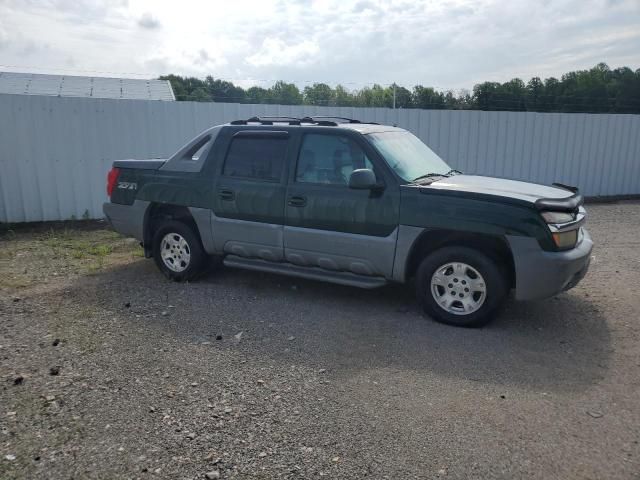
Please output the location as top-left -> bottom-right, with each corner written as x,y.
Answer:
0,226 -> 143,292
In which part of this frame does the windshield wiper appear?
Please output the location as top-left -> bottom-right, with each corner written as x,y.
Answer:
412,172 -> 446,182
412,169 -> 462,183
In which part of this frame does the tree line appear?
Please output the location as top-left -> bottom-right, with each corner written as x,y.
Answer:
160,63 -> 640,114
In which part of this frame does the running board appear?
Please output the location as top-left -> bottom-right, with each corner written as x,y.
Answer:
222,255 -> 388,289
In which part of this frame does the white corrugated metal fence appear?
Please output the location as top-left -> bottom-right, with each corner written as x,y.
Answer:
1,93 -> 639,222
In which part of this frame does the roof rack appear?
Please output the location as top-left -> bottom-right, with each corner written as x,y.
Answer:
301,116 -> 359,123
230,116 -> 304,126
302,116 -> 379,125
229,116 -> 377,127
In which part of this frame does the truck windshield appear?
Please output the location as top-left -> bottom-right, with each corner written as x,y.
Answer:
367,131 -> 451,182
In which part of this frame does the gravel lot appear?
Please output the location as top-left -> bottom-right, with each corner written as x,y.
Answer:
1,201 -> 639,479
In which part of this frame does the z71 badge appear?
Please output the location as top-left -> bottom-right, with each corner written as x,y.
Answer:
117,182 -> 137,190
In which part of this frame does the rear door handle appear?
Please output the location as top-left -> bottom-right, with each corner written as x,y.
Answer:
288,195 -> 307,207
219,189 -> 235,201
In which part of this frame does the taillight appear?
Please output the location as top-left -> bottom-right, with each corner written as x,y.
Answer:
107,167 -> 120,196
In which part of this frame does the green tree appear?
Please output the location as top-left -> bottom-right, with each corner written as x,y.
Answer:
333,84 -> 354,106
245,86 -> 269,104
393,85 -> 413,108
161,62 -> 640,114
303,83 -> 334,106
269,81 -> 302,105
412,86 -> 445,109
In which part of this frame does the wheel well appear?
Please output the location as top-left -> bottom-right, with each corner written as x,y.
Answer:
143,203 -> 199,256
405,230 -> 515,287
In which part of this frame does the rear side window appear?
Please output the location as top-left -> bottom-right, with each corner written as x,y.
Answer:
223,135 -> 288,181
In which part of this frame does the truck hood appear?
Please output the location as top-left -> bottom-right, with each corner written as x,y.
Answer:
425,175 -> 574,204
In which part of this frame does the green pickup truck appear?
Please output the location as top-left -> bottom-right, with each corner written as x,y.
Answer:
103,116 -> 592,327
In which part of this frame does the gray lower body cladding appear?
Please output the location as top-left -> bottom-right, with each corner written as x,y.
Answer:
507,228 -> 593,301
103,200 -> 149,241
103,201 -> 594,301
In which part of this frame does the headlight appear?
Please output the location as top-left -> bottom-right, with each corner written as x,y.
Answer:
552,229 -> 578,250
541,211 -> 576,224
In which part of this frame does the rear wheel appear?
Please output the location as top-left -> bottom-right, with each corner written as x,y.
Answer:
152,220 -> 207,281
415,246 -> 508,327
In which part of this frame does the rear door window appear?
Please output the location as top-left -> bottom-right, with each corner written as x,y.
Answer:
223,134 -> 288,181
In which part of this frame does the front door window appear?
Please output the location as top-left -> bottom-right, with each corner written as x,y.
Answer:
296,133 -> 375,186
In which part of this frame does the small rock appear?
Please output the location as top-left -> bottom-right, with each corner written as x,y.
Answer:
5,454 -> 16,461
124,302 -> 131,308
587,410 -> 603,418
258,451 -> 267,458
149,406 -> 156,413
12,297 -> 21,302
52,338 -> 60,347
224,407 -> 233,414
186,432 -> 196,440
49,366 -> 60,376
438,467 -> 447,475
204,451 -> 219,461
205,471 -> 221,480
215,334 -> 223,341
154,467 -> 162,474
161,311 -> 168,316
234,331 -> 243,342
6,411 -> 16,416
318,369 -> 326,374
191,382 -> 199,387
257,379 -> 265,385
287,336 -> 295,341
13,376 -> 24,386
332,456 -> 340,462
45,395 -> 56,402
201,341 -> 211,345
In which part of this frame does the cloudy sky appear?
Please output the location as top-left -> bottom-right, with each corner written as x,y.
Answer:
0,0 -> 638,91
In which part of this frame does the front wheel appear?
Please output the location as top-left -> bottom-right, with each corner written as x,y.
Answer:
152,220 -> 207,281
415,246 -> 508,327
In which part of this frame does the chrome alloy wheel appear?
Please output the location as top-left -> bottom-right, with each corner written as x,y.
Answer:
160,233 -> 191,272
430,262 -> 487,315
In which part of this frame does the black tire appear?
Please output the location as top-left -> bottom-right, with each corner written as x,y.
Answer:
152,220 -> 207,281
415,246 -> 508,328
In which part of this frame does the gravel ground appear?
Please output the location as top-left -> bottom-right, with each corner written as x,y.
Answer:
1,202 -> 639,479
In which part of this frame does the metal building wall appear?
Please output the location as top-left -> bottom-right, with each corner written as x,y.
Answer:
1,93 -> 639,222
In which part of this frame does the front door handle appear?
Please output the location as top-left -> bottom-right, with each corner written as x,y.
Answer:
288,195 -> 307,207
219,189 -> 235,201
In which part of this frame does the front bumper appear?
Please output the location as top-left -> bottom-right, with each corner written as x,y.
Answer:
507,228 -> 593,301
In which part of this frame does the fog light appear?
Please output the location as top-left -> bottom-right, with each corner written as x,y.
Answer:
552,229 -> 578,250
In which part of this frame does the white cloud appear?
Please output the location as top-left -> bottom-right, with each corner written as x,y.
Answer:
0,0 -> 638,88
246,38 -> 320,67
137,12 -> 160,30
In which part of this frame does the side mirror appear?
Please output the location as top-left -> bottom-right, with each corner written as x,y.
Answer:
348,169 -> 381,190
